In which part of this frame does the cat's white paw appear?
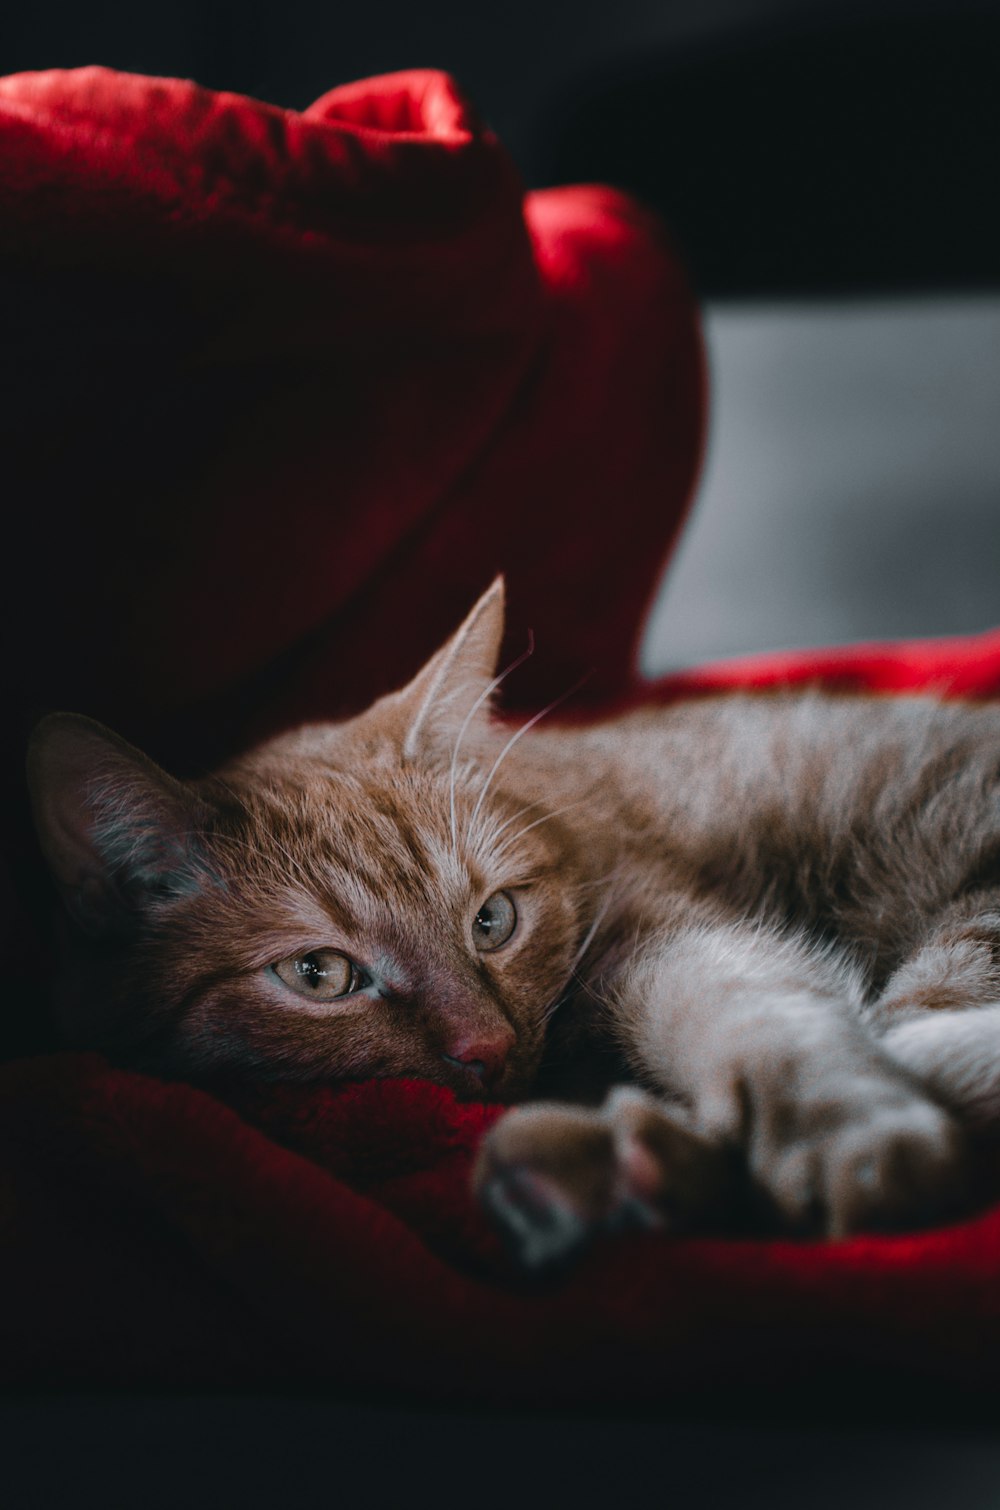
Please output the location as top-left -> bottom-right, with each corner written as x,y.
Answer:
744,1075 -> 968,1237
474,1088 -> 737,1270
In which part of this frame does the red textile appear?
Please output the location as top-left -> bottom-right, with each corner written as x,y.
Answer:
2,1051 -> 1000,1400
2,65 -> 999,1404
0,64 -> 704,751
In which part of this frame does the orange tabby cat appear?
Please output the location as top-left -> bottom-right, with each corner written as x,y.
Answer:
28,580 -> 1000,1264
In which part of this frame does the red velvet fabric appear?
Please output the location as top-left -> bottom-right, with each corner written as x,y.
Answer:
2,65 -> 1000,1404
2,1054 -> 1000,1400
0,64 -> 704,752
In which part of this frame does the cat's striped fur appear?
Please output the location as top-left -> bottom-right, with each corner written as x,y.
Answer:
28,580 -> 1000,1262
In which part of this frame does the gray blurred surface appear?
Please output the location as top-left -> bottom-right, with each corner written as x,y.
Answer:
642,296 -> 1000,673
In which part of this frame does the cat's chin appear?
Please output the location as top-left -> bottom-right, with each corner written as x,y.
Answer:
431,1062 -> 536,1106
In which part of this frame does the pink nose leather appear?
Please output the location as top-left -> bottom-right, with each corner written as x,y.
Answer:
441,1028 -> 514,1088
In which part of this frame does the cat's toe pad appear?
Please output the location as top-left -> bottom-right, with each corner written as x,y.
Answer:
822,1100 -> 968,1237
478,1163 -> 594,1270
474,1090 -> 732,1269
758,1093 -> 968,1237
475,1100 -> 666,1269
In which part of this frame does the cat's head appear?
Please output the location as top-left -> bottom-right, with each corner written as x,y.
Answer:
27,580 -> 593,1098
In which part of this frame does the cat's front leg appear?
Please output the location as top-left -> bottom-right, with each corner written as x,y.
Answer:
620,920 -> 968,1238
477,920 -> 969,1266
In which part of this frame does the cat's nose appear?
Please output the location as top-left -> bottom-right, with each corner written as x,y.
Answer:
441,1029 -> 514,1090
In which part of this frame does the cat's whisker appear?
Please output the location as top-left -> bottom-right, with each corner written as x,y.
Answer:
466,677 -> 588,843
571,867 -> 626,892
490,799 -> 546,844
568,883 -> 618,976
569,968 -> 617,1017
491,800 -> 588,862
30,578 -> 1000,1250
541,991 -> 570,1025
628,917 -> 645,974
448,634 -> 534,852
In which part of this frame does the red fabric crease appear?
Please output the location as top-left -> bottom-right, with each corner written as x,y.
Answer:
2,65 -> 999,1403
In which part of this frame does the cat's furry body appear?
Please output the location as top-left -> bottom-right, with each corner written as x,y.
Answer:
28,581 -> 1000,1262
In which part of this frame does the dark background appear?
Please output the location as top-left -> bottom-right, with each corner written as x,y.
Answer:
3,0 -> 999,301
3,3 -> 1000,1503
6,1 -> 999,676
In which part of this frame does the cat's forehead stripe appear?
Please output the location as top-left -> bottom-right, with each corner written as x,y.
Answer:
333,834 -> 455,913
229,757 -> 538,938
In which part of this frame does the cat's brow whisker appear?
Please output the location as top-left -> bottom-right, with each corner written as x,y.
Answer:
466,676 -> 589,843
490,799 -> 546,843
491,800 -> 588,862
448,633 -> 535,851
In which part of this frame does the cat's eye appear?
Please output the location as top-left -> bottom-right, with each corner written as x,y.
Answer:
471,890 -> 517,952
272,949 -> 365,1002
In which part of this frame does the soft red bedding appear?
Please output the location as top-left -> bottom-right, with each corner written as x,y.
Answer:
2,65 -> 999,1403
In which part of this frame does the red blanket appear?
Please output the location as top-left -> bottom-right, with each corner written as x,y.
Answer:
3,65 -> 1000,1403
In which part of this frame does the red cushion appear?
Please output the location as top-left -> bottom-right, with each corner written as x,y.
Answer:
0,64 -> 704,753
3,65 -> 999,1405
1,1055 -> 999,1398
0,62 -> 704,1020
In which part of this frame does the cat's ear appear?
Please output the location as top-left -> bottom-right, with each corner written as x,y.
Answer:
27,713 -> 215,938
390,577 -> 507,760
